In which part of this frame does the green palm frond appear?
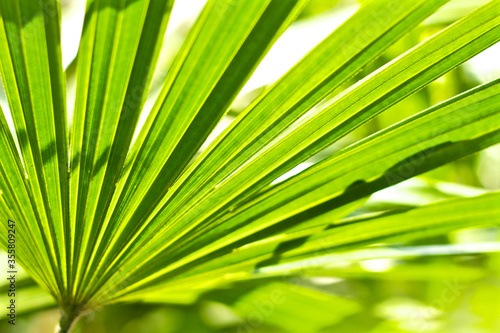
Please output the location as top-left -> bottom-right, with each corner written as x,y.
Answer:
0,0 -> 499,331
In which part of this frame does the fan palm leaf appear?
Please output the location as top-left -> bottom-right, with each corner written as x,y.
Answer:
0,0 -> 499,331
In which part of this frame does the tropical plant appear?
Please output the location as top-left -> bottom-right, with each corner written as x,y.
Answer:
0,0 -> 499,332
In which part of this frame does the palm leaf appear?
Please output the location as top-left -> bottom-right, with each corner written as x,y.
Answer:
0,0 -> 499,331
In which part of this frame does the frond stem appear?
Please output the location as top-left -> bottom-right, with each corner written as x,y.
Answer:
56,308 -> 80,333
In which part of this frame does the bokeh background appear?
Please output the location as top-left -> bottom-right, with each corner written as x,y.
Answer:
1,0 -> 500,332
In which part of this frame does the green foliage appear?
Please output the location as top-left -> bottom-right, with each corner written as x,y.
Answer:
0,0 -> 499,332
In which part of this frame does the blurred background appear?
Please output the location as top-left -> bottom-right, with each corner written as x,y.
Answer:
1,0 -> 500,332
